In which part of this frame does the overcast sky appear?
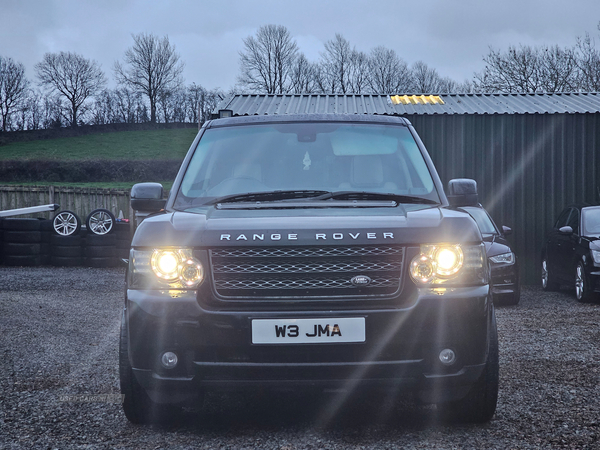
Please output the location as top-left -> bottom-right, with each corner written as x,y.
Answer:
3,0 -> 600,92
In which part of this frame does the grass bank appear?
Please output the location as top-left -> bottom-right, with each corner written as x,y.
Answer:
0,128 -> 198,160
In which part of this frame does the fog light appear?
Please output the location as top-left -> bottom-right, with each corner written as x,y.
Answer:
439,349 -> 456,365
161,351 -> 178,369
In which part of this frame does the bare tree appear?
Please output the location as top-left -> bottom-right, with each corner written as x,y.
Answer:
318,34 -> 353,93
42,94 -> 63,129
238,24 -> 299,94
187,83 -> 204,124
198,88 -> 224,124
410,61 -> 449,93
539,45 -> 578,92
289,54 -> 318,94
115,33 -> 185,123
35,51 -> 105,127
0,56 -> 29,131
367,46 -> 412,94
347,50 -> 370,94
475,44 -> 578,93
576,27 -> 600,92
24,89 -> 44,130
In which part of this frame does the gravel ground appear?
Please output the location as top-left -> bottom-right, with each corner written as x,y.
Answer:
0,266 -> 599,449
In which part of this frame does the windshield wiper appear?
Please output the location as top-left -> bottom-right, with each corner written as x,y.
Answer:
309,191 -> 439,204
207,190 -> 330,205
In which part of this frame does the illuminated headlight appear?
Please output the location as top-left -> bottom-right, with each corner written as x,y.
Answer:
489,252 -> 515,265
151,250 -> 180,281
592,250 -> 600,264
129,248 -> 205,289
410,244 -> 487,285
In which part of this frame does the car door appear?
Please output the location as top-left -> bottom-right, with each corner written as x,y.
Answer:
545,208 -> 571,281
557,207 -> 580,281
555,208 -> 580,283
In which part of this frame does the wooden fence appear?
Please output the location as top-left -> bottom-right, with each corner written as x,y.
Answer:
0,185 -> 132,221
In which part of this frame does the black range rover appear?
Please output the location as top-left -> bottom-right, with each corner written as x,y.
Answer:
120,113 -> 498,424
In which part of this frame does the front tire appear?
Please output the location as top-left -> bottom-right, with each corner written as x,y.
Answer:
542,257 -> 559,291
575,261 -> 593,302
439,309 -> 499,423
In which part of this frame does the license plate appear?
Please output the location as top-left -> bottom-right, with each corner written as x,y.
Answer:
252,317 -> 365,344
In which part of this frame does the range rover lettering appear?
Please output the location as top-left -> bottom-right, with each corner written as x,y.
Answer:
120,113 -> 498,424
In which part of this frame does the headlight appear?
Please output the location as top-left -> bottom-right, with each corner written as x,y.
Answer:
592,250 -> 600,264
410,244 -> 487,285
129,248 -> 205,289
489,252 -> 515,265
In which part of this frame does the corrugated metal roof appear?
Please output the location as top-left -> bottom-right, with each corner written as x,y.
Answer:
214,93 -> 600,116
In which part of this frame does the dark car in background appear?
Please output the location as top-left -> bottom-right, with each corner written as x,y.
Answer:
541,204 -> 600,302
458,206 -> 520,306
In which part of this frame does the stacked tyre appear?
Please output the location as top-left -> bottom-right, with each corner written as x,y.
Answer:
84,209 -> 118,268
114,222 -> 132,262
39,219 -> 53,265
1,218 -> 46,266
50,210 -> 84,267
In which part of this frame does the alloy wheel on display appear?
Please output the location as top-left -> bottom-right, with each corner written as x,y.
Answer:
53,211 -> 81,236
87,209 -> 115,236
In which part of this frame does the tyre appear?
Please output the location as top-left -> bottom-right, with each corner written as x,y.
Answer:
85,234 -> 117,247
116,248 -> 131,260
1,218 -> 41,231
53,210 -> 81,236
50,234 -> 82,246
119,311 -> 182,424
541,257 -> 559,291
39,219 -> 53,231
51,245 -> 83,258
114,222 -> 131,238
439,310 -> 499,423
2,242 -> 42,256
3,231 -> 42,244
575,261 -> 594,302
86,209 -> 115,236
85,245 -> 116,258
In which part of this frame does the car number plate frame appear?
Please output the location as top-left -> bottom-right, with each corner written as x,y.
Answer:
252,317 -> 366,344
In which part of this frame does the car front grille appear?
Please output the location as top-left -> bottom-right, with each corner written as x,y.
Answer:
209,245 -> 404,299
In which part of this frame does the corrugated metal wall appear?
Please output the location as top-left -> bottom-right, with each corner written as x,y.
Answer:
406,113 -> 600,285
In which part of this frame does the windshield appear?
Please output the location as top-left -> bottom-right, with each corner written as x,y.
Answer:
460,206 -> 498,235
174,122 -> 439,209
582,207 -> 600,236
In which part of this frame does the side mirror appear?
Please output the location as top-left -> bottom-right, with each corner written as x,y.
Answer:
447,178 -> 478,207
130,182 -> 166,212
502,226 -> 513,236
558,225 -> 573,235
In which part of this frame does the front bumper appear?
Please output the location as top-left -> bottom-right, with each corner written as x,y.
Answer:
124,285 -> 492,405
491,263 -> 519,298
